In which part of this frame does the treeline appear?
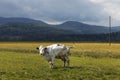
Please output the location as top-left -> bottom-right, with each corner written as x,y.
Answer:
0,22 -> 120,42
0,32 -> 120,42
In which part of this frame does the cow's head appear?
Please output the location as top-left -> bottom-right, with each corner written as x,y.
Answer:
36,45 -> 48,56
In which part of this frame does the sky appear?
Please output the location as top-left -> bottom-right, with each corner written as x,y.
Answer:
0,0 -> 120,26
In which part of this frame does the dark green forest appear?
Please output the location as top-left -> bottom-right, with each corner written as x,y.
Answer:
0,22 -> 120,42
0,17 -> 120,42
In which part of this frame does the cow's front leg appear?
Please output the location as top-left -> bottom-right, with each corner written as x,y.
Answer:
49,57 -> 55,69
49,61 -> 54,68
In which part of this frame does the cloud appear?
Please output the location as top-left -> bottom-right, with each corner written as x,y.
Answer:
0,0 -> 120,26
90,0 -> 120,26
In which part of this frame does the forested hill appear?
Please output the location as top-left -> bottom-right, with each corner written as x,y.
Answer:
0,22 -> 120,42
0,17 -> 48,26
0,22 -> 77,41
53,21 -> 109,34
0,17 -> 120,42
0,17 -> 120,34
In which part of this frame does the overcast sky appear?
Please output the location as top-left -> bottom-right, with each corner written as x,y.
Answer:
0,0 -> 120,26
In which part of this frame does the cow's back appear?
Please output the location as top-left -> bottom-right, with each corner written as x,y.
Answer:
47,44 -> 66,56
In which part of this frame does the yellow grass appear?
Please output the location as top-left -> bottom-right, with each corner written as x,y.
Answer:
0,42 -> 120,56
0,42 -> 120,80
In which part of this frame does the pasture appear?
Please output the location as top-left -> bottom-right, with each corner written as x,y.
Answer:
0,42 -> 120,80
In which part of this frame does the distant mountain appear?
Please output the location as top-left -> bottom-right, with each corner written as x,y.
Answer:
0,22 -> 120,42
0,17 -> 120,41
53,21 -> 118,34
0,17 -> 120,34
0,22 -> 78,35
111,26 -> 120,32
0,17 -> 48,26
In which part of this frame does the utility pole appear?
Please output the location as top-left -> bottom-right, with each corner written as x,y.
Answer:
109,16 -> 111,46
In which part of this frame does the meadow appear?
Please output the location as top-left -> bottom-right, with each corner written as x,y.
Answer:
0,42 -> 120,80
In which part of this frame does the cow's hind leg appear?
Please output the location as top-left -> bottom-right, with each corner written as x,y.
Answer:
65,56 -> 70,67
63,59 -> 66,67
61,57 -> 66,67
61,56 -> 69,67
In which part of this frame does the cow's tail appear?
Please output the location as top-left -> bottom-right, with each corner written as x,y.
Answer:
67,46 -> 74,48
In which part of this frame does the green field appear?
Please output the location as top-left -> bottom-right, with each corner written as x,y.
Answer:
0,42 -> 120,80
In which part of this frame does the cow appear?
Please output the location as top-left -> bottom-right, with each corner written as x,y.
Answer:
36,44 -> 72,68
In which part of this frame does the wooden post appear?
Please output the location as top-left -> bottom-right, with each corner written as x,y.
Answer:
109,16 -> 111,46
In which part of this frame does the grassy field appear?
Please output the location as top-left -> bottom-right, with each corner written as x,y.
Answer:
0,42 -> 120,80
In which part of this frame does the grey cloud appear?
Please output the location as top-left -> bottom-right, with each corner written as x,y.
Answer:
32,0 -> 105,22
0,0 -> 119,26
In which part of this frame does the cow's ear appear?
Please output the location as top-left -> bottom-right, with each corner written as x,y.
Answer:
44,47 -> 48,53
36,47 -> 39,50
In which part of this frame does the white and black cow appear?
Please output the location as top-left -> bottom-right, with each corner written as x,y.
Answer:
36,44 -> 72,68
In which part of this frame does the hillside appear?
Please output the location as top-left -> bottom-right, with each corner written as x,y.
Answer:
53,21 -> 118,34
0,22 -> 77,41
0,17 -> 48,26
0,22 -> 120,42
0,17 -> 120,41
0,17 -> 120,34
111,26 -> 120,32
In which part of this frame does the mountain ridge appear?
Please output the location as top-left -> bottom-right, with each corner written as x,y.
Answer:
0,17 -> 120,34
0,17 -> 48,26
0,17 -> 120,41
53,21 -> 118,34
